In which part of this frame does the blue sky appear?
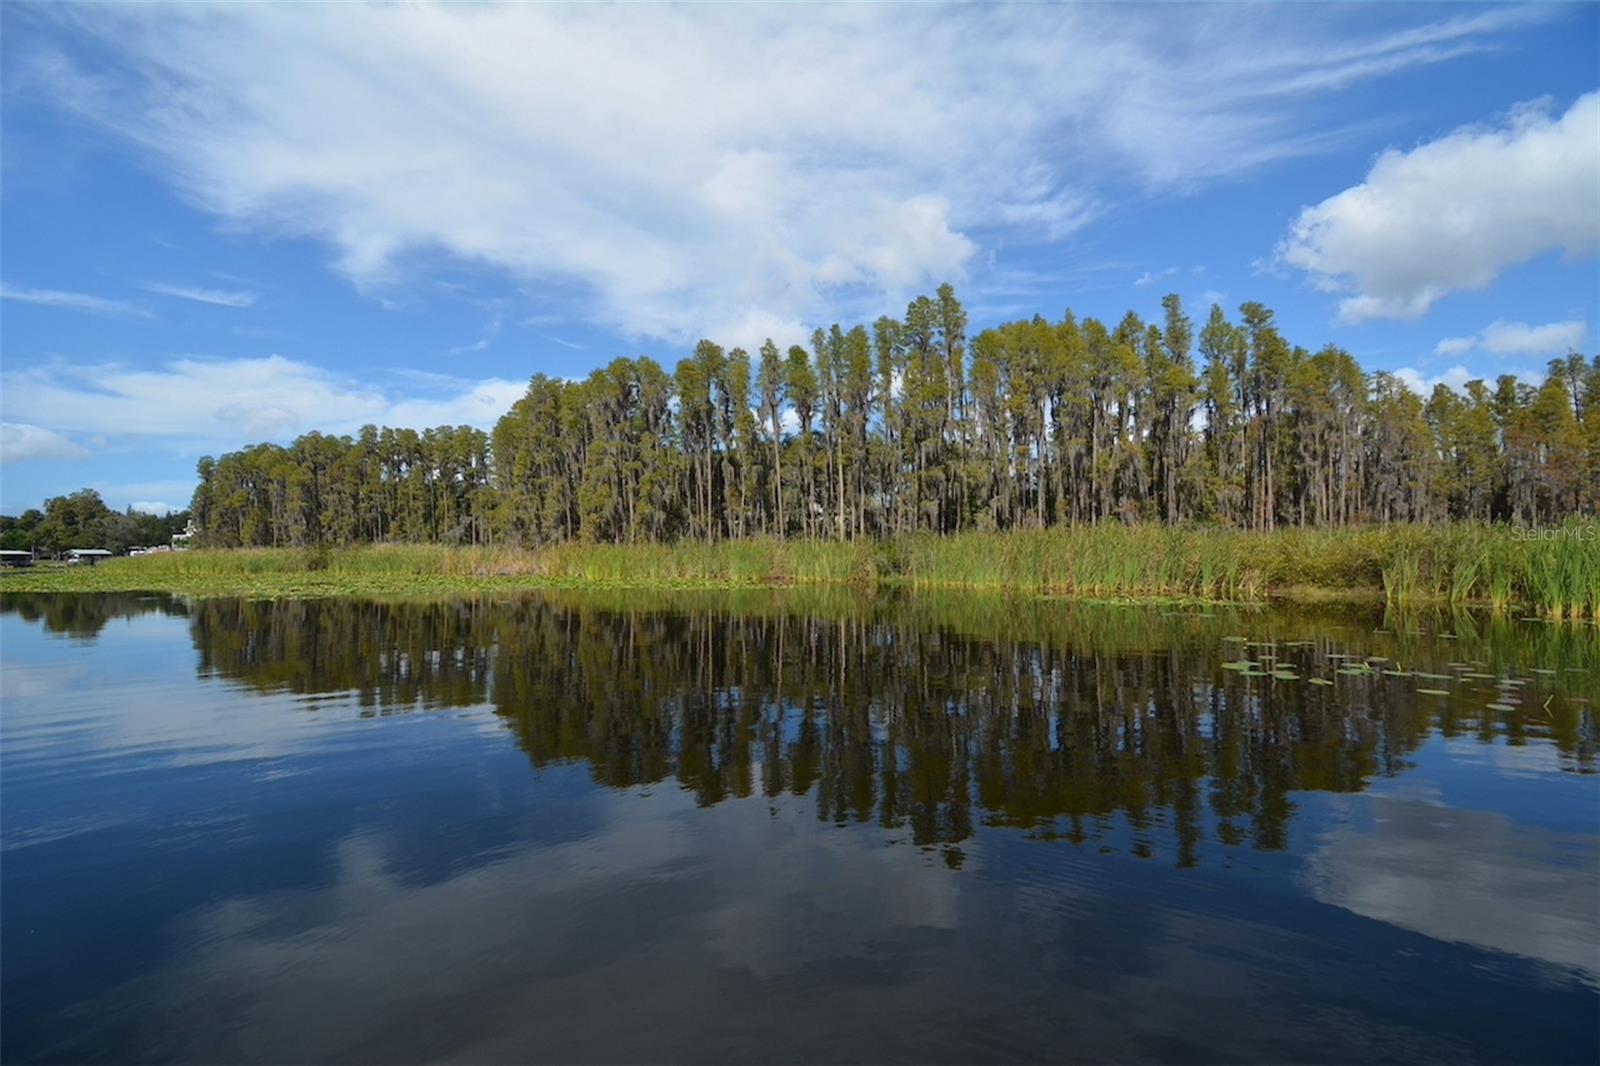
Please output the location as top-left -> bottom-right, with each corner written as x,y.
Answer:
2,3 -> 1596,515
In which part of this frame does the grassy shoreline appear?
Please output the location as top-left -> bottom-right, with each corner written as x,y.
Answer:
3,524 -> 1596,617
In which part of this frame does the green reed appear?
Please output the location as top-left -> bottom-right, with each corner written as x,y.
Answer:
3,522 -> 1596,617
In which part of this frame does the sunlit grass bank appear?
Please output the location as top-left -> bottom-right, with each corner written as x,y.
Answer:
4,522 -> 1596,617
890,522 -> 1599,618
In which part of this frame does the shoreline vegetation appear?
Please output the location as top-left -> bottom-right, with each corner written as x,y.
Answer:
180,288 -> 1596,556
7,286 -> 1596,614
4,524 -> 1596,618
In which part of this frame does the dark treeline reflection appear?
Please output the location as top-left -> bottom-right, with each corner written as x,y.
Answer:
0,592 -> 190,640
4,591 -> 1594,863
190,596 -> 494,712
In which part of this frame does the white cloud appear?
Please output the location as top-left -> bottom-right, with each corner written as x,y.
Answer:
22,4 -> 1545,343
0,422 -> 90,462
1393,361 -> 1548,397
1133,267 -> 1179,288
1,355 -> 524,451
1431,318 -> 1587,358
1305,795 -> 1599,984
129,500 -> 175,515
1479,318 -> 1588,356
385,378 -> 528,431
0,282 -> 150,319
1393,364 -> 1475,397
1278,91 -> 1600,324
141,282 -> 258,308
1432,335 -> 1478,357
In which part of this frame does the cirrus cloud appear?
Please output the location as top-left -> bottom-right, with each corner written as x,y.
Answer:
0,282 -> 150,320
141,282 -> 259,309
1278,91 -> 1600,324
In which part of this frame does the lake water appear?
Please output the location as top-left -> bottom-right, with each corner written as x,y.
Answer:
2,590 -> 1596,1063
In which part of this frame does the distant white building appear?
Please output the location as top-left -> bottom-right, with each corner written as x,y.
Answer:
171,519 -> 198,550
66,548 -> 113,566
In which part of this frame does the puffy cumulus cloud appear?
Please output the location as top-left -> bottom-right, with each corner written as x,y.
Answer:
0,422 -> 90,463
129,500 -> 176,515
1479,319 -> 1588,356
1432,318 -> 1587,358
1278,91 -> 1600,324
1,356 -> 525,453
1393,361 -> 1546,398
20,4 -> 1545,342
1393,365 -> 1476,397
1433,335 -> 1478,357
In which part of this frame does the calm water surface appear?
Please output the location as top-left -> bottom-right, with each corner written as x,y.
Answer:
2,590 -> 1596,1063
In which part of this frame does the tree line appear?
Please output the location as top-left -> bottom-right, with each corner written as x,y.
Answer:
181,286 -> 1597,547
0,489 -> 190,555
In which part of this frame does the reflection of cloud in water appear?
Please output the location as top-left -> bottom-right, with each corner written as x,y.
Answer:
4,639 -> 497,777
1303,795 -> 1600,986
74,787 -> 969,1062
0,660 -> 87,701
1444,736 -> 1571,779
31,777 -> 1592,1063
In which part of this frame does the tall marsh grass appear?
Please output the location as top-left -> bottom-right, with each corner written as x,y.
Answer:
12,521 -> 1598,617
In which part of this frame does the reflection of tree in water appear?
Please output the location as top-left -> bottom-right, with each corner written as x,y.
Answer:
562,616 -> 1401,856
161,595 -> 1597,864
190,598 -> 495,712
0,591 -> 189,639
11,590 -> 1591,864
